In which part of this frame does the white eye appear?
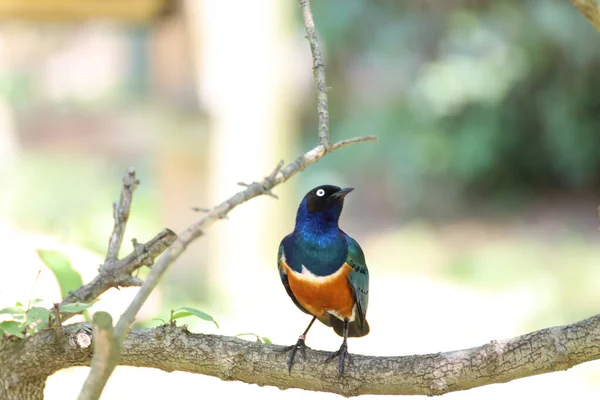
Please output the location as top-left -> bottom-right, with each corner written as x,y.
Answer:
316,189 -> 325,197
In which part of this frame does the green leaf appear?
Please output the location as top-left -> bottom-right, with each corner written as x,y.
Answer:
173,307 -> 218,328
0,321 -> 24,338
152,318 -> 166,324
59,301 -> 97,313
28,307 -> 50,319
20,307 -> 51,328
237,332 -> 258,340
170,311 -> 192,321
15,302 -> 23,307
261,336 -> 272,345
37,249 -> 84,299
236,333 -> 272,344
0,307 -> 25,316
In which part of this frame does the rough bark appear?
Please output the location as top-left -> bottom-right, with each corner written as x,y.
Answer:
0,324 -> 92,399
0,376 -> 45,400
2,313 -> 600,398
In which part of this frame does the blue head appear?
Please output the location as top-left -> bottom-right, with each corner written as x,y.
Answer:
295,185 -> 354,233
285,185 -> 354,276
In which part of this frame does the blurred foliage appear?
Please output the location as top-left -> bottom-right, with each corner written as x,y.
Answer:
299,0 -> 600,218
0,152 -> 161,254
0,301 -> 49,338
37,249 -> 84,299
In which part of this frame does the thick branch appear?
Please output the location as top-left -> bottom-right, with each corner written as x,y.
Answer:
105,168 -> 139,263
300,0 -> 330,149
3,313 -> 600,397
78,312 -> 117,400
571,0 -> 600,31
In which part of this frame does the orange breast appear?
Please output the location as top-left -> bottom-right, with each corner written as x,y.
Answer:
280,259 -> 355,321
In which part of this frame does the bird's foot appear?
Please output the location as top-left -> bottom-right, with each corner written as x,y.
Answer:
325,341 -> 349,377
280,335 -> 309,374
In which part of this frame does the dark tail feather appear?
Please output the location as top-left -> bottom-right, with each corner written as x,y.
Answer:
329,315 -> 370,337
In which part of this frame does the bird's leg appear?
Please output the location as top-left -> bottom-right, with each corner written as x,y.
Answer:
280,316 -> 317,374
325,318 -> 350,377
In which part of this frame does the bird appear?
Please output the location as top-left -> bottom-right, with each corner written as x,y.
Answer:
277,184 -> 369,376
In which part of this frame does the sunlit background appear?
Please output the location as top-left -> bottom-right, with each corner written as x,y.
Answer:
1,0 -> 600,398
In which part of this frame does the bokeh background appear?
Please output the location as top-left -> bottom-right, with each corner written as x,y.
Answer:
1,0 -> 600,398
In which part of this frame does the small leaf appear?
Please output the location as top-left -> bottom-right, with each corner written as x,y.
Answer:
236,332 -> 258,340
0,307 -> 25,316
59,301 -> 97,313
28,306 -> 50,318
29,299 -> 44,306
170,311 -> 192,321
15,302 -> 23,307
173,307 -> 218,328
21,307 -> 51,328
28,307 -> 50,319
261,337 -> 272,345
152,318 -> 166,324
37,249 -> 84,299
236,332 -> 272,344
0,321 -> 24,338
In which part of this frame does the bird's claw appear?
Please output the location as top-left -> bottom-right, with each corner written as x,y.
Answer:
325,342 -> 349,377
282,337 -> 309,374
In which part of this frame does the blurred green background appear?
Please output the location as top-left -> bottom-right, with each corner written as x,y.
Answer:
0,0 -> 599,399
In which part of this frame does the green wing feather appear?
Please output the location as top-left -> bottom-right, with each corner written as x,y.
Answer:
345,235 -> 369,333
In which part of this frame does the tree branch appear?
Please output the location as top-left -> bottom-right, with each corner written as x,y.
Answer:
331,135 -> 379,150
3,312 -> 600,397
58,228 -> 177,322
570,0 -> 600,31
300,0 -> 330,149
78,312 -> 117,400
56,169 -> 177,324
105,168 -> 139,263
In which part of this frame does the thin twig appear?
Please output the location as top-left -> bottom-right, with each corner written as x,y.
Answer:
52,303 -> 63,342
77,312 -> 118,400
26,265 -> 42,311
237,160 -> 285,200
332,135 -> 379,150
105,168 -> 139,264
300,0 -> 331,149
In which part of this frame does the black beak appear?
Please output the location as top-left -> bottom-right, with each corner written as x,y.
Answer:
331,187 -> 354,199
